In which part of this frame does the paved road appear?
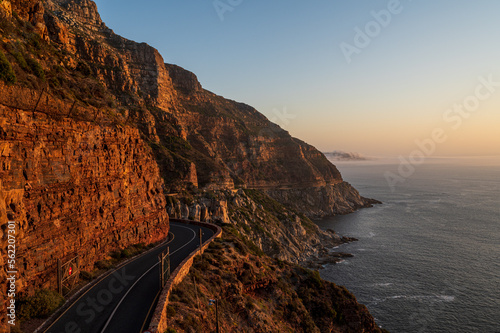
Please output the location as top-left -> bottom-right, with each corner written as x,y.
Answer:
45,222 -> 214,333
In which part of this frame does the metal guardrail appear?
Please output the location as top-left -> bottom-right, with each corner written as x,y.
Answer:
147,219 -> 223,333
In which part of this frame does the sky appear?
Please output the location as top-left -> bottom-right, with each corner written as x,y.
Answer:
93,0 -> 500,157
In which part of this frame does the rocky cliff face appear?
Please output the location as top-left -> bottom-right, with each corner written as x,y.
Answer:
0,83 -> 169,331
265,181 -> 380,218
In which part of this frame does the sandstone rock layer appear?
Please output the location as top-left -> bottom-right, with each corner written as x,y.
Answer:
0,83 -> 169,331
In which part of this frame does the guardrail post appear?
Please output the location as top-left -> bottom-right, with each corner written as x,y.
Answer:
159,253 -> 163,288
166,247 -> 170,283
57,259 -> 62,296
159,247 -> 170,288
199,228 -> 203,256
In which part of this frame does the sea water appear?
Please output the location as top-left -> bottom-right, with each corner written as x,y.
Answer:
318,157 -> 500,333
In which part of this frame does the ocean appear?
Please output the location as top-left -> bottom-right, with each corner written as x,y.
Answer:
317,157 -> 500,333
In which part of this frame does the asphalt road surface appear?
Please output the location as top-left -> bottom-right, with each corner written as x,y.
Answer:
45,221 -> 214,333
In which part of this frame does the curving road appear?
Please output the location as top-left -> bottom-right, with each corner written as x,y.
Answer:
44,221 -> 214,333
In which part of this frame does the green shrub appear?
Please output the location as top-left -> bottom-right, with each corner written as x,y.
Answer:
165,328 -> 177,333
95,260 -> 112,270
0,50 -> 16,84
166,305 -> 176,317
12,10 -> 20,21
26,57 -> 45,80
18,289 -> 64,320
13,51 -> 28,71
28,32 -> 41,50
209,240 -> 224,250
276,259 -> 286,269
233,240 -> 247,255
242,224 -> 251,233
304,269 -> 323,289
121,248 -> 133,258
110,251 -> 121,260
49,76 -> 61,88
80,271 -> 93,281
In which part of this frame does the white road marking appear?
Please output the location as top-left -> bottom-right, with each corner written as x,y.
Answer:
100,224 -> 198,333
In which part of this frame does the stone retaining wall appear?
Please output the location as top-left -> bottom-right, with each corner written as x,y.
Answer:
148,219 -> 222,333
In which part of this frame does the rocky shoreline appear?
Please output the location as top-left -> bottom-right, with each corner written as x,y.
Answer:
302,231 -> 359,269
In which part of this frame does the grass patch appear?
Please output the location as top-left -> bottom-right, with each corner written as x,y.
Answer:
18,289 -> 64,320
95,260 -> 112,270
26,56 -> 45,80
13,50 -> 29,71
0,50 -> 16,84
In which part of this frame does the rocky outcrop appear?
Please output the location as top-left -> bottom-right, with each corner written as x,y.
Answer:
165,64 -> 202,95
167,196 -> 230,224
266,182 -> 381,218
9,0 -> 47,38
0,1 -> 12,19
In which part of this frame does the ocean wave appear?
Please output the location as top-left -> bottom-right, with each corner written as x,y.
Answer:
377,295 -> 455,303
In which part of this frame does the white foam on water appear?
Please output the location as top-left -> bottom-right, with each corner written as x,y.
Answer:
380,295 -> 456,303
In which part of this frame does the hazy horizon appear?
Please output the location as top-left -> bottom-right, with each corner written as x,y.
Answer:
94,0 -> 500,157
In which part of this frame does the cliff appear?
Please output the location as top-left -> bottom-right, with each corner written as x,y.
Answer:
0,83 -> 169,330
0,0 -> 380,331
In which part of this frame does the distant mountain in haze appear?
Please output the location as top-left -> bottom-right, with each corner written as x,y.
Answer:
324,150 -> 371,161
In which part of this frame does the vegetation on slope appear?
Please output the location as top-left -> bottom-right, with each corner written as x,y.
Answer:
0,10 -> 120,111
166,224 -> 389,333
